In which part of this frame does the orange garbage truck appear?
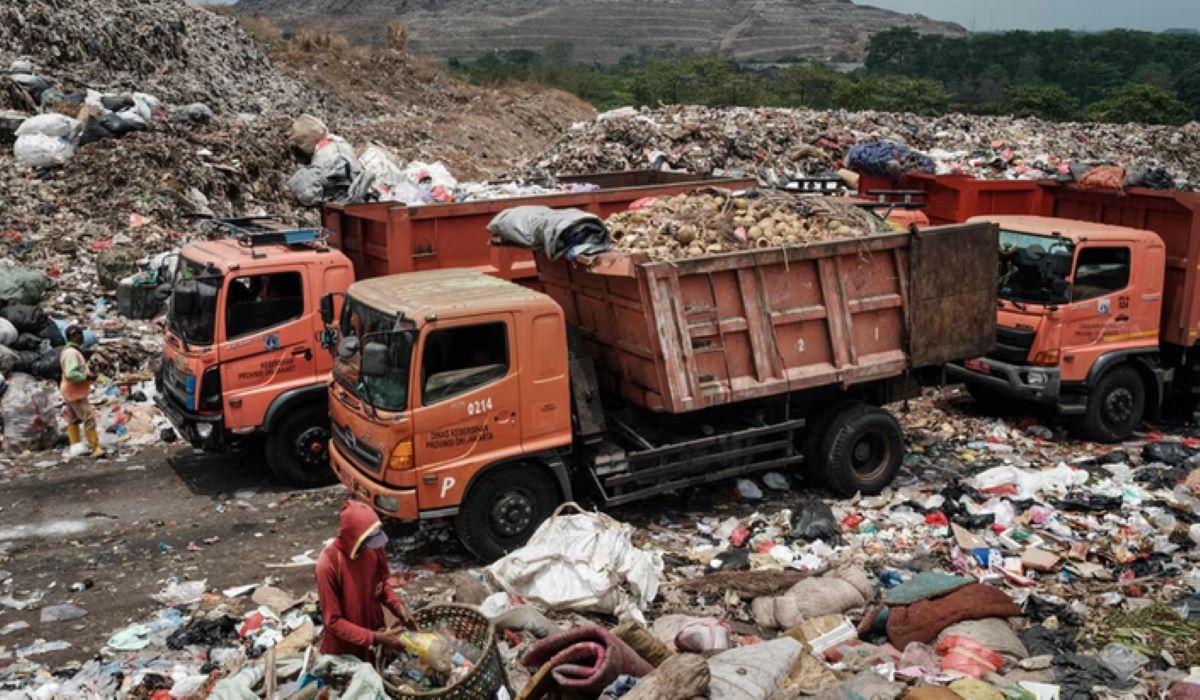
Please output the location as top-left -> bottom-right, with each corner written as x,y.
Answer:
322,219 -> 998,559
860,173 -> 1200,442
154,171 -> 754,485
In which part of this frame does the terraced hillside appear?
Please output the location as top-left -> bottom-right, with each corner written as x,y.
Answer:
232,0 -> 966,64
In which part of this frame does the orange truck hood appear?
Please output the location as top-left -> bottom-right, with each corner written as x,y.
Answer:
161,338 -> 216,412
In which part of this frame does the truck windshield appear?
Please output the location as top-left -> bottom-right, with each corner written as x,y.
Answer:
168,257 -> 222,346
333,299 -> 413,411
998,229 -> 1075,306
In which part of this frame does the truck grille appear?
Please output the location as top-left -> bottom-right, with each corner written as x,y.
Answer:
991,326 -> 1035,364
162,360 -> 196,410
332,422 -> 383,474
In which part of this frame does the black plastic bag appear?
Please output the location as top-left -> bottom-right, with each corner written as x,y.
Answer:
791,495 -> 840,541
1142,441 -> 1195,466
0,304 -> 47,333
166,616 -> 237,650
100,95 -> 134,112
29,346 -> 64,380
97,112 -> 146,137
38,319 -> 64,347
11,332 -> 42,351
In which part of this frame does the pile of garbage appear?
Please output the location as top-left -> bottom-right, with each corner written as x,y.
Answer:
607,190 -> 887,260
525,105 -> 1200,189
11,389 -> 1200,697
287,114 -> 601,207
0,0 -> 317,116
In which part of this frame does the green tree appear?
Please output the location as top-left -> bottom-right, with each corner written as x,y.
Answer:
864,27 -> 922,74
832,76 -> 950,115
1175,67 -> 1200,119
1084,83 -> 1192,125
989,84 -> 1080,121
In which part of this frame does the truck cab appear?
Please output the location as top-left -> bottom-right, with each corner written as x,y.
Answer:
326,269 -> 574,552
948,215 -> 1166,441
156,220 -> 354,484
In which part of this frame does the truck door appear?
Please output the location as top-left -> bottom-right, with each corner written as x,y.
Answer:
1060,246 -> 1135,381
411,316 -> 522,510
218,270 -> 317,428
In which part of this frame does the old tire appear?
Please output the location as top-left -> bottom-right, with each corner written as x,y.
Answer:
817,403 -> 904,497
455,465 -> 558,562
265,404 -> 334,487
799,401 -> 852,476
1078,365 -> 1144,443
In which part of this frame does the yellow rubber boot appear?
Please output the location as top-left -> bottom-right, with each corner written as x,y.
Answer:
66,424 -> 81,446
85,427 -> 105,458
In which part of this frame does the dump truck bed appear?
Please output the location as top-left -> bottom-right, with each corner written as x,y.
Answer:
538,222 -> 998,413
860,174 -> 1200,348
322,170 -> 755,284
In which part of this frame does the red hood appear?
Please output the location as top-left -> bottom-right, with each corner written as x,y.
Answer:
335,500 -> 382,560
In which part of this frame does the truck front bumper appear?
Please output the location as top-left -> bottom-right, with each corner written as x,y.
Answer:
330,440 -> 419,521
947,359 -> 1067,408
154,392 -> 226,451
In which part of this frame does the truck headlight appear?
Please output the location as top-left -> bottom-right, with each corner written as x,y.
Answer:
374,495 -> 399,513
196,422 -> 213,439
1027,371 -> 1049,386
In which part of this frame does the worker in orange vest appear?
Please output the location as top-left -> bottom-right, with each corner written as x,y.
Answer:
61,325 -> 104,458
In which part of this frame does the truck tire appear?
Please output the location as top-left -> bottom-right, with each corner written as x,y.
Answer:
455,464 -> 559,562
1078,365 -> 1144,443
265,404 -> 335,487
817,403 -> 904,497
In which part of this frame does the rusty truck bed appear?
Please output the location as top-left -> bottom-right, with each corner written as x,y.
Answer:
538,222 -> 997,413
322,170 -> 755,285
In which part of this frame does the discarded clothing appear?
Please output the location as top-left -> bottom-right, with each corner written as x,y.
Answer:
882,572 -> 972,605
886,583 -> 1021,650
519,626 -> 654,700
624,653 -> 709,700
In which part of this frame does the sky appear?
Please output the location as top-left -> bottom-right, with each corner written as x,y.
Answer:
865,0 -> 1200,32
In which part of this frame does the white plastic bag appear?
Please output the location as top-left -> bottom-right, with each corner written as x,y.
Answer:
1,372 -> 58,450
14,133 -> 77,168
15,113 -> 82,141
488,503 -> 663,623
0,317 -> 17,346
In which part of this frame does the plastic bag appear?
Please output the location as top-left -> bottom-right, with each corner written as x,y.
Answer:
30,346 -> 64,380
0,265 -> 47,306
488,503 -> 663,623
15,113 -> 82,141
0,317 -> 18,346
0,345 -> 17,373
13,133 -> 77,168
791,495 -> 839,541
289,114 -> 328,156
0,372 -> 58,451
936,634 -> 1003,678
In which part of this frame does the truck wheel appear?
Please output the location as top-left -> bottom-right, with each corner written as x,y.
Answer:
817,403 -> 904,497
455,464 -> 558,562
265,404 -> 335,487
1078,366 -> 1144,443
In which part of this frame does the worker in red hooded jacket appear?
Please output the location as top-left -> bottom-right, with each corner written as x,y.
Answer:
316,500 -> 416,660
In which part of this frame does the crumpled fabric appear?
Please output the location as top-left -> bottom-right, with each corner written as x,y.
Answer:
519,626 -> 654,700
488,206 -> 610,260
882,572 -> 972,605
751,564 -> 874,630
886,583 -> 1021,650
624,653 -> 709,700
847,139 -> 935,179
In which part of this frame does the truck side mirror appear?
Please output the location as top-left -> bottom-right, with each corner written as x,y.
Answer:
362,341 -> 389,377
336,335 -> 359,361
1051,278 -> 1071,301
320,293 -> 336,325
173,280 -> 199,315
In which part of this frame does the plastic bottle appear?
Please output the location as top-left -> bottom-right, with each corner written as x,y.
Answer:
398,632 -> 474,673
